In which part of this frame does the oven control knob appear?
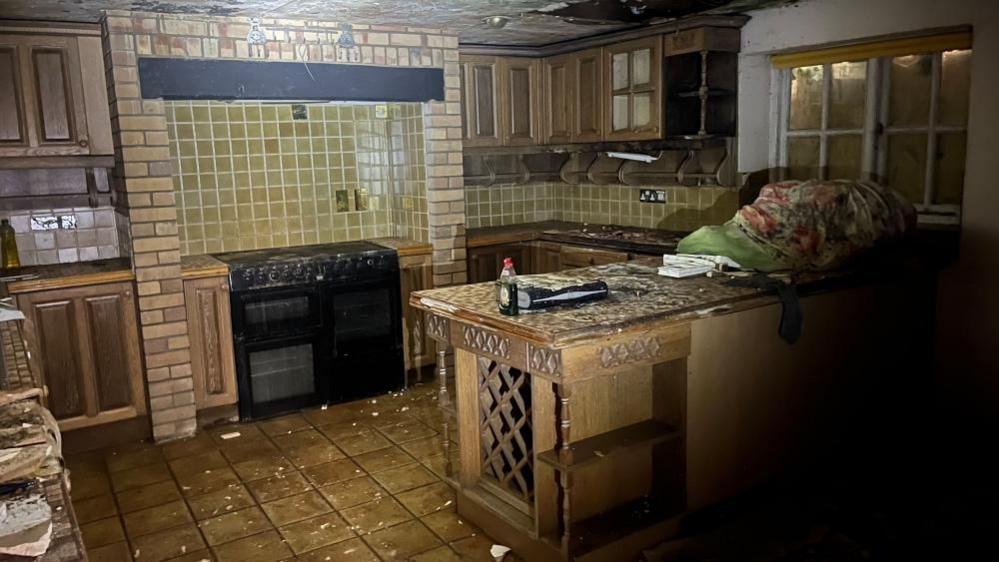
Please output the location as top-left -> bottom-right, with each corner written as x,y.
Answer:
268,269 -> 280,282
366,258 -> 374,267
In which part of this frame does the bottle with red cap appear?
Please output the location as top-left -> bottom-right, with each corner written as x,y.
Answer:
496,257 -> 519,316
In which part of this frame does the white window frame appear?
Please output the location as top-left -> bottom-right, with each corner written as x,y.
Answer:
772,50 -> 969,224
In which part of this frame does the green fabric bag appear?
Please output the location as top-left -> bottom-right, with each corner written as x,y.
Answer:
676,222 -> 789,272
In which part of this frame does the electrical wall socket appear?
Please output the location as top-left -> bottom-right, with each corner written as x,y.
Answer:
639,189 -> 667,204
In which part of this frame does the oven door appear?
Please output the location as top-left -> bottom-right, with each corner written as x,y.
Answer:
235,333 -> 329,420
231,285 -> 324,341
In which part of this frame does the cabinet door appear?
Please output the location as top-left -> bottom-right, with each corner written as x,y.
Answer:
461,56 -> 502,148
0,43 -> 27,149
543,54 -> 573,144
18,35 -> 90,155
18,282 -> 145,431
400,258 -> 434,371
560,245 -> 629,269
468,246 -> 500,283
501,58 -> 541,146
604,36 -> 663,141
533,242 -> 563,274
185,276 -> 238,410
573,48 -> 605,142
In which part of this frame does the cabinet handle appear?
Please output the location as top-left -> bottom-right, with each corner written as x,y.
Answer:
78,139 -> 89,148
124,289 -> 132,297
221,282 -> 229,290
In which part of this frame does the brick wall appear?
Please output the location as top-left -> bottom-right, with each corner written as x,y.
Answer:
101,11 -> 465,442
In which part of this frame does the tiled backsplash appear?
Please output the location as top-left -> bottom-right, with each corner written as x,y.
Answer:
465,181 -> 740,232
1,206 -> 121,266
166,101 -> 427,255
465,182 -> 558,229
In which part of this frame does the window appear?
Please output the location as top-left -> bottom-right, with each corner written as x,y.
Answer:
772,31 -> 972,225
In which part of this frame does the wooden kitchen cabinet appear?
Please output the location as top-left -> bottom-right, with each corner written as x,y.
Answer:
460,55 -> 502,148
184,275 -> 238,410
500,57 -> 542,146
0,26 -> 112,157
468,243 -> 533,283
542,53 -> 573,144
399,253 -> 435,373
532,241 -> 563,274
16,281 -> 145,431
559,245 -> 629,269
604,36 -> 663,141
572,47 -> 605,142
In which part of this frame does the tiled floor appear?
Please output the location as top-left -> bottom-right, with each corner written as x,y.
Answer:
67,384 -> 513,562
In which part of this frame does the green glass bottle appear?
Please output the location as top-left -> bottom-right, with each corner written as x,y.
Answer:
496,257 -> 518,316
0,219 -> 20,271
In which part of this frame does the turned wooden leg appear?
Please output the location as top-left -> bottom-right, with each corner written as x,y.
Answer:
437,346 -> 449,408
442,418 -> 453,477
557,383 -> 573,557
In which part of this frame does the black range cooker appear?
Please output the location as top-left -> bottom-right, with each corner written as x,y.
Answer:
215,241 -> 404,420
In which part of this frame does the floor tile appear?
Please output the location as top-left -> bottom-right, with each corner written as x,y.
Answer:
86,540 -> 133,562
105,447 -> 165,473
168,450 -> 230,478
284,442 -> 347,469
176,466 -> 242,497
400,435 -> 446,460
301,405 -> 362,427
199,505 -> 273,546
421,451 -> 460,480
271,428 -> 329,451
129,523 -> 206,562
277,512 -> 354,554
421,509 -> 480,542
115,479 -> 183,514
331,429 -> 393,456
110,462 -> 173,492
207,423 -> 265,444
219,438 -> 281,465
450,534 -> 499,562
73,494 -> 118,524
122,499 -> 193,537
66,450 -> 108,479
70,472 -> 112,500
260,490 -> 332,526
395,481 -> 455,516
376,419 -> 437,444
186,483 -> 257,520
160,433 -> 217,461
246,470 -> 312,503
293,537 -> 380,562
362,519 -> 443,561
410,545 -> 463,562
164,548 -> 216,562
257,413 -> 312,436
81,516 -> 126,549
370,462 -> 439,493
352,446 -> 416,473
318,476 -> 387,510
301,458 -> 363,487
339,497 -> 413,534
211,530 -> 293,562
316,420 -> 372,442
230,453 -> 294,482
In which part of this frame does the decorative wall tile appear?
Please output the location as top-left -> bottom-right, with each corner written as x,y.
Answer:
0,207 -> 121,266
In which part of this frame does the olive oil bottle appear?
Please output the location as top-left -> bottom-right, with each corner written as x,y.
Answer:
496,257 -> 518,316
0,219 -> 20,271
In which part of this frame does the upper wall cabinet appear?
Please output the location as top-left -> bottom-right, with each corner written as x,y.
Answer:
604,36 -> 663,141
460,55 -> 541,148
542,53 -> 573,144
572,47 -> 605,143
0,28 -> 112,158
460,55 -> 502,148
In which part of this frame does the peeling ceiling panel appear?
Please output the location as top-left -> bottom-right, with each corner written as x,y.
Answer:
0,0 -> 791,46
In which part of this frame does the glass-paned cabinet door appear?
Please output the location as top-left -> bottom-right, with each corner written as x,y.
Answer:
605,37 -> 661,139
611,52 -> 629,91
631,48 -> 651,88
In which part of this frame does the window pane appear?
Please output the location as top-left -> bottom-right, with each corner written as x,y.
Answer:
633,93 -> 651,127
631,49 -> 651,87
887,133 -> 927,203
889,54 -> 932,126
939,49 -> 971,126
789,65 -> 823,130
787,136 -> 820,180
828,61 -> 866,129
935,132 -> 966,205
827,134 -> 863,179
612,95 -> 629,131
612,53 -> 629,91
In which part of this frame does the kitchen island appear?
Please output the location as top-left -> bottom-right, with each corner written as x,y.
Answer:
412,259 -> 933,561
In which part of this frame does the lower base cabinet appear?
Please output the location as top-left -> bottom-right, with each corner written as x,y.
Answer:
468,241 -> 630,282
16,281 -> 145,431
183,275 -> 238,410
400,253 -> 435,373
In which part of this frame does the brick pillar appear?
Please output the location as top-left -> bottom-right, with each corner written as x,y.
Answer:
102,13 -> 197,442
425,35 -> 467,287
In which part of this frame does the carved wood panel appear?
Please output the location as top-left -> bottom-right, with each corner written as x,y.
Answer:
426,312 -> 449,342
527,344 -> 561,377
478,358 -> 534,505
462,325 -> 510,359
598,336 -> 664,368
185,276 -> 238,410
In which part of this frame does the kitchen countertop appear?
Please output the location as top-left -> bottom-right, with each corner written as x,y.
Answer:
181,254 -> 228,279
468,221 -> 688,255
1,257 -> 133,295
370,236 -> 433,257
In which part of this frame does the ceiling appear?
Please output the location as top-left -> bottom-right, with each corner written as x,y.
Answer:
0,0 -> 789,46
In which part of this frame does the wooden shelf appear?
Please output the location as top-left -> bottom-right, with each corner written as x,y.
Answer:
536,419 -> 679,472
542,494 -> 684,558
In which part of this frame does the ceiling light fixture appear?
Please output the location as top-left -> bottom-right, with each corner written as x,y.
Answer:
482,15 -> 510,29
